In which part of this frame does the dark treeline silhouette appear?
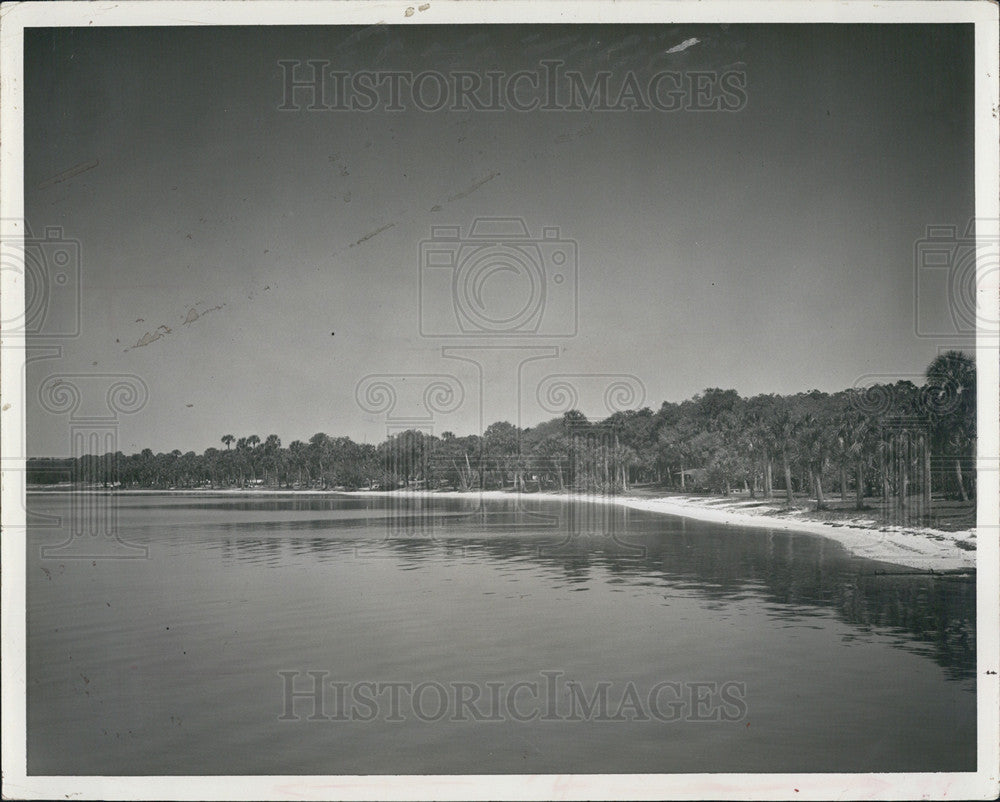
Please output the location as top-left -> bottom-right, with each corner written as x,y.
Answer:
29,352 -> 976,513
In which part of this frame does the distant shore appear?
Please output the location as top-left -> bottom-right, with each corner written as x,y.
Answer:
27,484 -> 976,571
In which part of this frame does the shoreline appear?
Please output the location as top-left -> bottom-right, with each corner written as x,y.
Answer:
27,486 -> 976,571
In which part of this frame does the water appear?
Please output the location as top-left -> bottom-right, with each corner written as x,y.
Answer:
26,493 -> 976,775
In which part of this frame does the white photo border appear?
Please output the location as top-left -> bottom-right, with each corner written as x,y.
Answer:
1,2 -> 997,799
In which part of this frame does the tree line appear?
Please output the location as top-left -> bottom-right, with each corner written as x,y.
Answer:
28,352 -> 976,513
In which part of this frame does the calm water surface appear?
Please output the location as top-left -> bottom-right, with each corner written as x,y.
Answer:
26,493 -> 976,774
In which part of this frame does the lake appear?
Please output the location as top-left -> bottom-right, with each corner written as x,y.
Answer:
26,492 -> 976,775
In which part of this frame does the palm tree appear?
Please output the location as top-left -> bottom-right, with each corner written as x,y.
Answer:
766,403 -> 801,506
925,351 -> 976,501
234,437 -> 248,486
838,399 -> 872,510
263,434 -> 281,486
246,435 -> 261,483
658,418 -> 699,491
309,432 -> 329,488
220,435 -> 235,484
288,440 -> 307,486
744,396 -> 778,498
203,447 -> 220,488
798,411 -> 832,510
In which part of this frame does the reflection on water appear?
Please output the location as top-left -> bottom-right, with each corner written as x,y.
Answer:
26,493 -> 976,775
198,495 -> 975,681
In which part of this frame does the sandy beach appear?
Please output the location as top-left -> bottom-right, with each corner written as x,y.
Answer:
34,486 -> 977,571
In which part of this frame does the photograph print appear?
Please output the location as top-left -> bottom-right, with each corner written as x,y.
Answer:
1,2 -> 998,800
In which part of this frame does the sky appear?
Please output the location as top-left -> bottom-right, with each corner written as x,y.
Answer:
23,23 -> 976,456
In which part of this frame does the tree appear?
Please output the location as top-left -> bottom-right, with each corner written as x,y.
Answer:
288,440 -> 307,486
203,447 -> 221,487
245,435 -> 261,483
766,400 -> 802,506
47,353 -> 977,519
745,395 -> 780,498
658,410 -> 699,491
838,397 -> 872,510
308,433 -> 329,488
798,407 -> 833,510
925,351 -> 976,501
482,421 -> 521,489
262,434 -> 282,486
